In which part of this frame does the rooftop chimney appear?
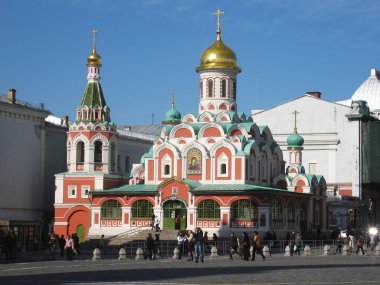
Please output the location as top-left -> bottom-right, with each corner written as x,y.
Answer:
7,89 -> 16,104
306,91 -> 321,99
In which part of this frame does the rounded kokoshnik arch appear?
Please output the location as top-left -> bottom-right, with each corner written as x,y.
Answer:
131,200 -> 153,218
101,200 -> 122,219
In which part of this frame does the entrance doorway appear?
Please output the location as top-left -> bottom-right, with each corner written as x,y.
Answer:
76,224 -> 85,243
163,200 -> 187,230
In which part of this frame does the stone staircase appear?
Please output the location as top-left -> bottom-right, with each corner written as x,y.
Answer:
107,229 -> 179,246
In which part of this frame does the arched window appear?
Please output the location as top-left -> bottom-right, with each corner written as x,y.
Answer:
164,164 -> 170,175
131,200 -> 153,218
232,200 -> 258,220
94,141 -> 102,163
101,200 -> 121,219
197,200 -> 220,219
232,80 -> 236,99
221,79 -> 226,98
200,80 -> 203,98
76,141 -> 85,163
207,80 -> 213,98
272,200 -> 283,228
220,163 -> 227,174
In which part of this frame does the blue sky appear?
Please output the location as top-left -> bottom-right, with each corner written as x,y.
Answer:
1,0 -> 380,125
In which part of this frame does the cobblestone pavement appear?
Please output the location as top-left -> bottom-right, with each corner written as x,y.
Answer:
0,254 -> 379,285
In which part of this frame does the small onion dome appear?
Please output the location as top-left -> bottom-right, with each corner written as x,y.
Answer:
287,132 -> 304,149
162,105 -> 182,125
196,31 -> 241,73
87,49 -> 102,66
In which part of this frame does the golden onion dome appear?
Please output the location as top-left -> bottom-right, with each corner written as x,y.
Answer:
87,49 -> 102,66
196,31 -> 241,73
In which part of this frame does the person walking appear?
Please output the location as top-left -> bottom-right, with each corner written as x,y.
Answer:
251,231 -> 265,261
229,233 -> 240,259
348,233 -> 355,253
153,233 -> 160,260
48,232 -> 57,260
187,230 -> 194,261
176,231 -> 186,261
241,232 -> 250,261
98,234 -> 105,253
151,213 -> 156,230
356,235 -> 366,255
194,227 -> 204,263
294,232 -> 302,255
64,235 -> 75,260
370,232 -> 379,251
59,235 -> 65,257
73,233 -> 80,255
334,234 -> 343,255
203,231 -> 210,252
145,233 -> 154,260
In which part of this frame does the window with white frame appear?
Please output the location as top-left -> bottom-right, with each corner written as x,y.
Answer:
81,185 -> 90,198
161,154 -> 172,178
217,152 -> 228,177
68,185 -> 77,198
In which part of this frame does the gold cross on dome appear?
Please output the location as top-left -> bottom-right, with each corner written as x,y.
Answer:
292,110 -> 300,133
213,9 -> 224,31
91,28 -> 98,50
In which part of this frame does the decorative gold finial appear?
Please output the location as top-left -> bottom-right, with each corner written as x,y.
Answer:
91,28 -> 98,51
171,90 -> 176,108
292,110 -> 300,133
213,9 -> 224,40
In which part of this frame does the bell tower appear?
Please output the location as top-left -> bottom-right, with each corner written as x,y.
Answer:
66,29 -> 118,174
196,10 -> 241,114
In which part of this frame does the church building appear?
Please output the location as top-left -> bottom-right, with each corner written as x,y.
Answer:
54,11 -> 327,241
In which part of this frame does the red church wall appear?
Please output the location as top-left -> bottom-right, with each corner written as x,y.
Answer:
206,159 -> 211,180
235,158 -> 242,180
148,160 -> 154,181
187,174 -> 202,180
203,127 -> 222,137
54,206 -> 90,240
160,180 -> 188,202
174,128 -> 192,138
124,213 -> 129,224
63,177 -> 95,203
295,179 -> 305,193
177,159 -> 183,177
68,132 -> 114,141
103,178 -> 128,189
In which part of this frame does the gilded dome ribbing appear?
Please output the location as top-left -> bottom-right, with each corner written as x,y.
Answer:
196,30 -> 241,73
87,49 -> 102,66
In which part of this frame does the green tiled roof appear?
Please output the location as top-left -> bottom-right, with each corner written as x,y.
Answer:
91,184 -> 158,195
191,183 -> 289,193
81,82 -> 106,109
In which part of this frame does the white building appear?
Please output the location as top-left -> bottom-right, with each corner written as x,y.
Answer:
0,89 -> 67,249
252,78 -> 380,230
